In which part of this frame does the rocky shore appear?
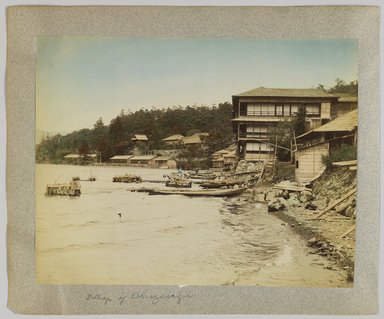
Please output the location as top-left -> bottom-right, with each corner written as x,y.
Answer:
240,166 -> 356,284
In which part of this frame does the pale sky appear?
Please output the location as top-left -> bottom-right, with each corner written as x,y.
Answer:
36,38 -> 357,133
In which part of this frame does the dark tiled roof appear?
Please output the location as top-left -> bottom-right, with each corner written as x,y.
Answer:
233,87 -> 339,98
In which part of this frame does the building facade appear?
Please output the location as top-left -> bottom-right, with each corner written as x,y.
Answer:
232,87 -> 339,162
294,109 -> 357,184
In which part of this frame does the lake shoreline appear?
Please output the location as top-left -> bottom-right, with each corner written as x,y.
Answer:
234,180 -> 355,287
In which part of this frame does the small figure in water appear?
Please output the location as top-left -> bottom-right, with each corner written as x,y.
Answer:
118,213 -> 122,218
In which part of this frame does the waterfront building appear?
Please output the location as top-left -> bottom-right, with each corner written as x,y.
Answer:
231,87 -> 341,162
294,109 -> 358,184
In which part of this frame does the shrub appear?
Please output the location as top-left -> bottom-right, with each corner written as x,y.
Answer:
322,144 -> 357,168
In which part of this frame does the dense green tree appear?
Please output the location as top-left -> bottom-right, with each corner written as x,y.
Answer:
36,102 -> 234,164
269,121 -> 293,162
293,104 -> 307,137
318,79 -> 358,95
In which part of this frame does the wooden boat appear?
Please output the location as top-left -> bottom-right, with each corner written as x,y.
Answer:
189,173 -> 217,180
113,174 -> 142,183
165,175 -> 192,188
46,180 -> 81,196
166,180 -> 192,188
148,187 -> 247,197
200,179 -> 243,189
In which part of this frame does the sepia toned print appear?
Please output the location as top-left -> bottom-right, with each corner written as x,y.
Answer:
35,37 -> 358,287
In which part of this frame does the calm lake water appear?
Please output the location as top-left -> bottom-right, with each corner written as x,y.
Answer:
36,164 -> 349,287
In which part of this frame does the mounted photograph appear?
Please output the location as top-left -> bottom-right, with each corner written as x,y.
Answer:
35,37 -> 358,287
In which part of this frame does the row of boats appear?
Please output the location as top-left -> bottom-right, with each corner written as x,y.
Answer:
45,169 -> 259,198
132,170 -> 258,197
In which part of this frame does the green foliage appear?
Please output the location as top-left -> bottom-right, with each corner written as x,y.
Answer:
269,120 -> 293,162
273,162 -> 295,183
293,104 -> 306,137
318,79 -> 358,95
36,102 -> 234,164
321,144 -> 357,168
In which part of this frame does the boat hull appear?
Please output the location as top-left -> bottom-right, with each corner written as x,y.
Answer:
148,187 -> 247,197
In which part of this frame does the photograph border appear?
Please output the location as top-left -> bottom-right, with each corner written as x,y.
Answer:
5,5 -> 380,315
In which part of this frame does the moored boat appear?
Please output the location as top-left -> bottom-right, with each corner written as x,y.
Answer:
200,179 -> 243,189
148,187 -> 247,197
45,180 -> 81,196
165,175 -> 192,188
113,174 -> 142,183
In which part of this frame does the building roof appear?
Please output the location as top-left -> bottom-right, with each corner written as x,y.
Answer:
297,109 -> 358,139
129,155 -> 156,161
110,155 -> 133,160
223,151 -> 236,158
182,134 -> 202,144
154,156 -> 173,161
196,132 -> 209,137
233,87 -> 338,98
131,134 -> 148,141
337,94 -> 358,103
214,149 -> 230,155
162,134 -> 184,142
64,153 -> 97,159
64,153 -> 80,159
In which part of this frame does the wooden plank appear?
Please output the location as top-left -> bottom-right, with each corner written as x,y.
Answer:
349,166 -> 357,171
313,188 -> 356,219
321,201 -> 351,219
273,184 -> 309,192
339,224 -> 356,239
332,160 -> 357,167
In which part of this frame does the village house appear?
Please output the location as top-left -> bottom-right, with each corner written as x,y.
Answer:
211,148 -> 236,171
212,149 -> 229,169
182,132 -> 209,146
331,94 -> 358,119
128,155 -> 156,167
131,134 -> 149,142
294,109 -> 358,184
232,87 -> 341,162
109,155 -> 133,165
162,134 -> 184,146
223,151 -> 237,170
153,156 -> 178,169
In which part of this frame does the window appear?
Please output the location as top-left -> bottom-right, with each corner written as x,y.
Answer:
246,126 -> 269,138
248,103 -> 276,116
276,105 -> 283,116
264,104 -> 275,116
291,104 -> 299,115
246,142 -> 272,152
295,160 -> 299,168
240,103 -> 247,116
306,104 -> 320,116
283,104 -> 291,116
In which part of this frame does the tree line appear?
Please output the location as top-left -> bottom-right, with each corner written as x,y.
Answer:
36,102 -> 234,164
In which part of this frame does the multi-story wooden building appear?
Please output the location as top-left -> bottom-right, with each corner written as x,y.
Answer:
294,109 -> 357,184
232,87 -> 339,162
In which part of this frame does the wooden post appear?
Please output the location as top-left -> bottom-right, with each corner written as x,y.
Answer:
339,224 -> 356,239
313,188 -> 356,219
293,130 -> 298,151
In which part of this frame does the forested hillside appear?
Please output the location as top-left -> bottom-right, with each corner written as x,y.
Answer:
36,102 -> 234,163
